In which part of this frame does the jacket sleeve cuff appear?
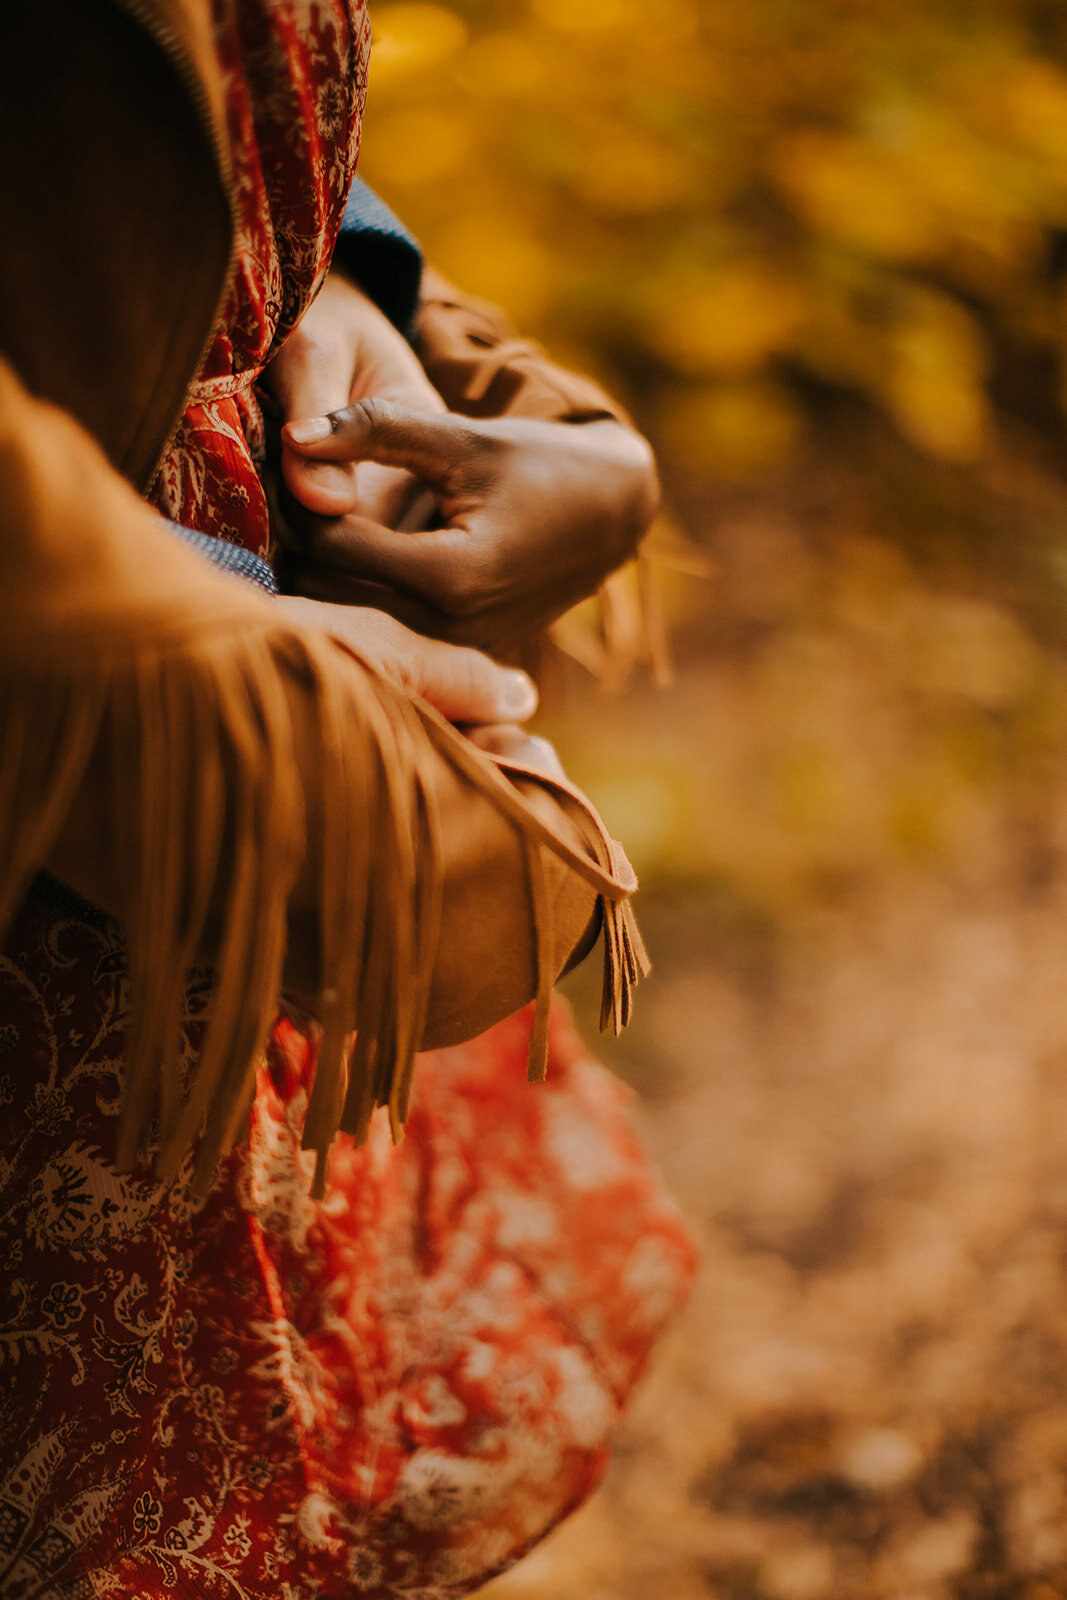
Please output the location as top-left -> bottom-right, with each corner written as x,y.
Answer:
413,267 -> 634,427
331,176 -> 424,336
167,521 -> 279,596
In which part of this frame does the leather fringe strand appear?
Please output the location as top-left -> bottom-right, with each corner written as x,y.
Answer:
0,627 -> 647,1202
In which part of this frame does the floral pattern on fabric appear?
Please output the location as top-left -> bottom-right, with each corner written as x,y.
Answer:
0,894 -> 696,1599
149,0 -> 370,553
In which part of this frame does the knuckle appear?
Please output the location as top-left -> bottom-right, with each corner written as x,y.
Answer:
345,395 -> 393,435
374,612 -> 407,653
279,326 -> 336,381
280,319 -> 314,353
459,643 -> 495,688
417,637 -> 489,716
455,429 -> 502,485
451,651 -> 485,710
357,613 -> 407,683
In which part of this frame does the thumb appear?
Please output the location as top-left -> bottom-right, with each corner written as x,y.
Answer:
283,398 -> 489,494
402,635 -> 539,726
273,335 -> 360,516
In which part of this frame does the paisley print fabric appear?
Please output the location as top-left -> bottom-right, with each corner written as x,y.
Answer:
0,893 -> 695,1599
150,0 -> 371,552
0,3 -> 697,1596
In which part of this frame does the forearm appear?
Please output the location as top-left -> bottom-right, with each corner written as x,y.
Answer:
2,359 -> 632,1190
43,638 -> 599,1033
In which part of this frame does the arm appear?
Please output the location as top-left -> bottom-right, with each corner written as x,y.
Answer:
0,358 -> 642,1199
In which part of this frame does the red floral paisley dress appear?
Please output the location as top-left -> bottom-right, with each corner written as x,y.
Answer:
0,4 -> 696,1598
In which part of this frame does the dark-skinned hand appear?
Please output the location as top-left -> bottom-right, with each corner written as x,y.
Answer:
279,398 -> 660,654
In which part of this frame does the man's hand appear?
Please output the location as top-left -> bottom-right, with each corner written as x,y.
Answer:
280,399 -> 660,653
267,273 -> 445,527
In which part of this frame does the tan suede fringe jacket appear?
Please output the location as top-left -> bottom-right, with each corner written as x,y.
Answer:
0,1 -> 647,1199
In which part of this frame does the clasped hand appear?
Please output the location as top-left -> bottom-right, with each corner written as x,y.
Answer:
267,273 -> 658,768
281,400 -> 659,654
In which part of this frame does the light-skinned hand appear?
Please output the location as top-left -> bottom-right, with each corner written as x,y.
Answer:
267,273 -> 444,528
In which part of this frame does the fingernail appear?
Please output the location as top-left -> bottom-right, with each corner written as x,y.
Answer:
286,417 -> 332,445
502,670 -> 537,717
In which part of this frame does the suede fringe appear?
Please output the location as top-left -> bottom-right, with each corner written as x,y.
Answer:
0,627 -> 645,1201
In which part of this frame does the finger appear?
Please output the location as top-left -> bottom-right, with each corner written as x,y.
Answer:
279,597 -> 538,726
402,642 -> 539,726
465,724 -> 566,779
281,452 -> 360,518
273,333 -> 360,515
284,558 -> 447,636
278,460 -> 433,542
283,398 -> 491,492
294,513 -> 480,614
354,462 -> 428,529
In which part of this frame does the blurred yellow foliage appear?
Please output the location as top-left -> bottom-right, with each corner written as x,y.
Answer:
774,133 -> 939,263
660,380 -> 803,477
880,289 -> 991,460
365,107 -> 472,187
356,23 -> 1067,1597
366,2 -> 467,82
645,264 -> 808,376
361,0 -> 1067,475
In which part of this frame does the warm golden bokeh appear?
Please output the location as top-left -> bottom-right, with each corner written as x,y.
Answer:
362,0 -> 1067,475
362,7 -> 1067,1597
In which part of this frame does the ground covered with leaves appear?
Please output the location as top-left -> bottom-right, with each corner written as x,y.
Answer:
480,418 -> 1067,1600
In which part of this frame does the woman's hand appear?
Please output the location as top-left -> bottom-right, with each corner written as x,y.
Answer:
267,273 -> 445,527
275,596 -> 562,775
280,399 -> 660,653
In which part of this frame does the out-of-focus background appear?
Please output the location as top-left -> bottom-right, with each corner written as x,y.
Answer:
360,5 -> 1067,1596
